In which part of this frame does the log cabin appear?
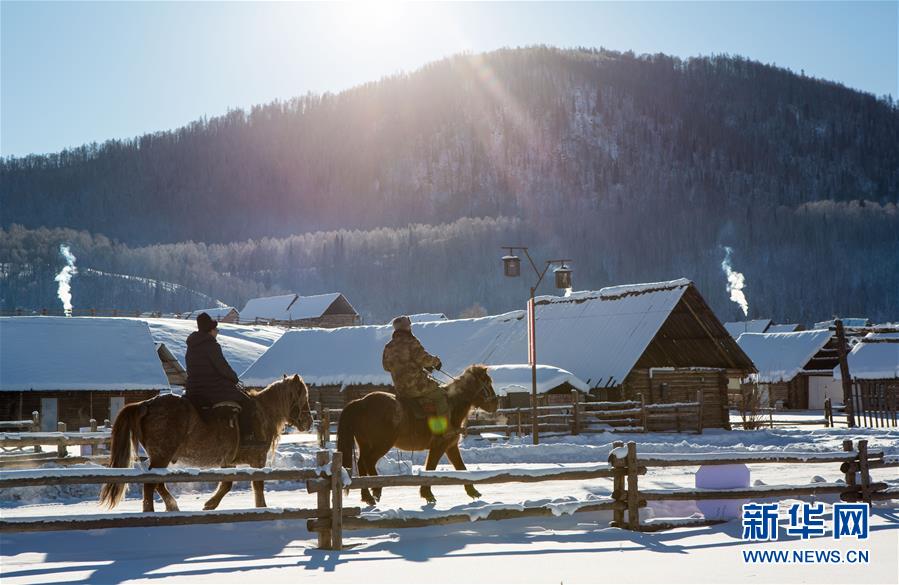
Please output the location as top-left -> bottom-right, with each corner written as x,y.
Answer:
0,317 -> 170,429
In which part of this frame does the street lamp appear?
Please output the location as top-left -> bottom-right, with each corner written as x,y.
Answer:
501,246 -> 573,445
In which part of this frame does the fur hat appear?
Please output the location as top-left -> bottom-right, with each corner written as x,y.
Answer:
196,312 -> 218,333
391,315 -> 412,332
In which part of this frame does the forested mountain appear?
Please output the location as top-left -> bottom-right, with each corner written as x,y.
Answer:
2,47 -> 898,323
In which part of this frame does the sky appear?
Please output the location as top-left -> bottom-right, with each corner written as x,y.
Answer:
1,1 -> 897,157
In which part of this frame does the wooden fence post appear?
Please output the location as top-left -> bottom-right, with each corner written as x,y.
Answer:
842,439 -> 855,489
696,390 -> 704,434
626,441 -> 639,530
639,393 -> 647,432
104,419 -> 111,429
315,450 -> 332,549
31,411 -> 41,453
835,319 -> 855,427
571,390 -> 580,435
57,422 -> 67,458
857,440 -> 871,507
330,451 -> 344,550
89,419 -> 97,432
611,440 -> 625,527
824,398 -> 833,427
516,408 -> 523,437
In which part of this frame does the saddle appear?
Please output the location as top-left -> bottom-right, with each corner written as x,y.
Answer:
400,397 -> 436,420
195,400 -> 242,427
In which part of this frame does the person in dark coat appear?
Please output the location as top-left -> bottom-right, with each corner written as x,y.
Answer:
185,313 -> 262,445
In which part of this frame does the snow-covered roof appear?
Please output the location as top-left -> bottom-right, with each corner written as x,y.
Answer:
241,311 -> 525,387
724,319 -> 772,338
833,333 -> 899,380
482,365 -> 589,396
0,317 -> 170,391
525,279 -> 696,387
813,318 -> 869,329
185,307 -> 237,320
142,318 -> 283,374
737,329 -> 832,383
766,323 -> 800,334
409,313 -> 448,323
239,292 -> 357,322
242,278 -> 721,390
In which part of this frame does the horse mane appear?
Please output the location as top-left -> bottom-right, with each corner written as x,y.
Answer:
446,364 -> 489,400
250,375 -> 308,451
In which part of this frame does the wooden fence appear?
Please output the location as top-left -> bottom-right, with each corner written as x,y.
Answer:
0,419 -> 112,468
1,442 -> 895,546
850,381 -> 898,428
304,440 -> 897,548
730,398 -> 837,429
605,438 -> 898,531
0,463 -> 359,534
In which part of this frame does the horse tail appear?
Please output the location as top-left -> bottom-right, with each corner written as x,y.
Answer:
336,402 -> 358,476
99,402 -> 146,508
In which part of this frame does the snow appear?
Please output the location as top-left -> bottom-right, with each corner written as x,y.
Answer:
765,323 -> 800,333
724,319 -> 773,338
814,318 -> 869,329
185,307 -> 236,320
239,293 -> 354,322
408,313 -> 447,322
482,365 -> 589,395
833,333 -> 899,380
142,318 -> 283,375
0,317 -> 170,391
737,329 -> 832,383
1,426 -> 896,583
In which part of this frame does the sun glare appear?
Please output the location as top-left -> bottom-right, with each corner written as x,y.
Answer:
337,1 -> 408,46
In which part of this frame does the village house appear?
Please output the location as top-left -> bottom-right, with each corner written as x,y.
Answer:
736,329 -> 842,409
724,319 -> 801,338
185,306 -> 239,324
0,317 -> 171,429
239,293 -> 360,328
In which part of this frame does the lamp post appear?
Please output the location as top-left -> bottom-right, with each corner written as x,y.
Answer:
501,246 -> 573,445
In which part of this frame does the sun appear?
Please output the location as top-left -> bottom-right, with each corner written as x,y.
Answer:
336,1 -> 409,46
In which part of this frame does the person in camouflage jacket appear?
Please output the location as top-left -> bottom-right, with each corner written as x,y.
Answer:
382,315 -> 450,434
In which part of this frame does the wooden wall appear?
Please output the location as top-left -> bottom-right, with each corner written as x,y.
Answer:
0,390 -> 159,429
621,368 -> 732,429
765,376 -> 809,409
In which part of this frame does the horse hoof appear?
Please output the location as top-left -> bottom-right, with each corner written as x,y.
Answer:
466,486 -> 482,500
203,502 -> 218,511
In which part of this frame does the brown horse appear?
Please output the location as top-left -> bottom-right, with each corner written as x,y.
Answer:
337,364 -> 499,505
100,375 -> 313,512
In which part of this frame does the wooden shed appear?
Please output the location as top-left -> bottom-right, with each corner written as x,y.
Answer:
737,329 -> 840,409
239,293 -> 360,328
185,307 -> 239,324
0,317 -> 170,430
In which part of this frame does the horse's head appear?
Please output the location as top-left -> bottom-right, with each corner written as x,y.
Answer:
284,374 -> 314,431
463,365 -> 499,413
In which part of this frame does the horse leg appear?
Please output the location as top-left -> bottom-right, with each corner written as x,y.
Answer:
203,480 -> 234,510
446,443 -> 481,499
365,445 -> 392,503
419,443 -> 448,504
252,481 -> 266,508
357,448 -> 377,507
142,482 -> 157,513
156,483 -> 180,511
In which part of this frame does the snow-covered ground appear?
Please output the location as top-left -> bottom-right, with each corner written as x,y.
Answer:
2,427 -> 897,583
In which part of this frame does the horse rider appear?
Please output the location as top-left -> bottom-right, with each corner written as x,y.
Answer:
382,315 -> 450,435
185,312 -> 265,446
